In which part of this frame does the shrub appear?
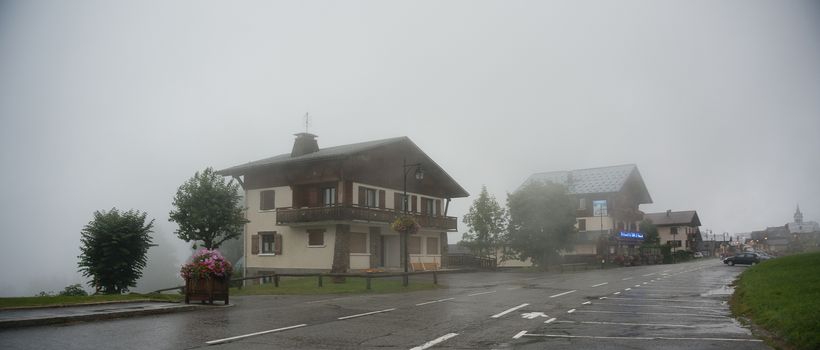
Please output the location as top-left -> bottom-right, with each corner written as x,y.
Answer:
59,284 -> 88,296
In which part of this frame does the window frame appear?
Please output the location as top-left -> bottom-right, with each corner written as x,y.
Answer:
426,236 -> 439,255
577,218 -> 587,232
364,188 -> 378,208
349,232 -> 369,254
408,236 -> 421,255
322,187 -> 337,207
260,232 -> 276,255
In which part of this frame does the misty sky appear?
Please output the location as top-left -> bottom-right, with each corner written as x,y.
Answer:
1,1 -> 819,297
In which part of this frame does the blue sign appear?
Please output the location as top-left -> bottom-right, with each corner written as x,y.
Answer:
619,231 -> 645,240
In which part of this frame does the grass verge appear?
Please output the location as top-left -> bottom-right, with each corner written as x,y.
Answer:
730,252 -> 820,350
231,276 -> 439,296
0,293 -> 182,309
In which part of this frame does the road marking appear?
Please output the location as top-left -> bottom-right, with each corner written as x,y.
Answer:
591,282 -> 608,287
642,273 -> 656,276
572,310 -> 729,318
468,290 -> 497,297
513,331 -> 527,339
305,297 -> 346,304
555,320 -> 695,328
205,324 -> 308,345
613,292 -> 621,295
410,333 -> 459,350
416,298 -> 454,306
642,282 -> 648,284
507,287 -> 520,290
567,309 -> 576,313
522,312 -> 549,319
594,303 -> 719,310
549,290 -> 577,298
338,308 -> 396,320
544,317 -> 557,324
599,297 -> 607,300
622,277 -> 633,280
625,288 -> 631,291
519,334 -> 762,342
582,301 -> 591,305
523,277 -> 538,281
491,303 -> 529,318
635,285 -> 641,287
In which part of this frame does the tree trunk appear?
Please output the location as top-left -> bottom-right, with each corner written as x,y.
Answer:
330,224 -> 351,283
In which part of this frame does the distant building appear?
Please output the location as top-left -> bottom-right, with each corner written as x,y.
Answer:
786,205 -> 820,234
643,210 -> 702,252
520,164 -> 653,257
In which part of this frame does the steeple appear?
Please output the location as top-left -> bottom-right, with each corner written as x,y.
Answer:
794,204 -> 803,224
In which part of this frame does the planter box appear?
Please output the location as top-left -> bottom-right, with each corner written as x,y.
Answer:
184,276 -> 230,305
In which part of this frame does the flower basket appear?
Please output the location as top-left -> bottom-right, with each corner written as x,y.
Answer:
180,249 -> 232,305
391,216 -> 420,234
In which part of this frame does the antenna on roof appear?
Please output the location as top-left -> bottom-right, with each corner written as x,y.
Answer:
304,112 -> 311,134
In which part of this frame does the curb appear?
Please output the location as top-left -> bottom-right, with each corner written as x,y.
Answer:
0,303 -> 229,329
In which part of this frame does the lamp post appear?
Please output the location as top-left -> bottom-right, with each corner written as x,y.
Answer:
402,158 -> 424,273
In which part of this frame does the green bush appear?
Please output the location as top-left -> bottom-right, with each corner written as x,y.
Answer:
59,284 -> 88,297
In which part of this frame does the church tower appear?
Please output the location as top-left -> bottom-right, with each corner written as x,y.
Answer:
794,204 -> 803,224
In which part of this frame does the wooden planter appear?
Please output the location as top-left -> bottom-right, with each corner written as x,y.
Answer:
184,276 -> 230,305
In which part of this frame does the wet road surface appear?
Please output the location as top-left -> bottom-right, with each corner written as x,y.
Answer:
0,259 -> 769,349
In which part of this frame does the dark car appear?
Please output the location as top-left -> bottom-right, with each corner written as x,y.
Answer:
723,253 -> 762,266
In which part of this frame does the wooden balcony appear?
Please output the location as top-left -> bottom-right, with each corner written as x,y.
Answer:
276,205 -> 458,231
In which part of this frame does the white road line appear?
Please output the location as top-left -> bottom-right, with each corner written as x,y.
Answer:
555,320 -> 696,328
205,324 -> 308,345
625,288 -> 631,291
599,297 -> 607,300
642,282 -> 648,284
642,273 -> 656,276
520,334 -> 762,342
523,277 -> 538,281
410,333 -> 459,350
567,309 -> 576,313
592,303 -> 720,310
513,331 -> 528,339
415,298 -> 454,306
338,308 -> 396,320
591,282 -> 608,287
468,290 -> 497,297
491,303 -> 529,318
613,292 -> 621,295
544,317 -> 557,324
582,301 -> 591,305
622,277 -> 633,280
549,290 -> 577,298
507,287 -> 520,290
572,310 -> 729,318
305,297 -> 346,304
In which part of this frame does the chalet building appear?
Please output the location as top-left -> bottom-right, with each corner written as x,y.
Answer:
217,133 -> 468,277
520,164 -> 653,257
643,210 -> 702,252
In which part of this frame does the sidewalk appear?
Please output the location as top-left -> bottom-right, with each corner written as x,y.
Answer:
0,301 -> 211,328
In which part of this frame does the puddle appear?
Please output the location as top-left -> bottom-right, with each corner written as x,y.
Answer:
700,285 -> 734,297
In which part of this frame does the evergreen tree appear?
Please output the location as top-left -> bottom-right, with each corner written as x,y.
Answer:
78,208 -> 155,294
169,167 -> 248,249
639,219 -> 660,245
460,185 -> 507,259
506,181 -> 576,268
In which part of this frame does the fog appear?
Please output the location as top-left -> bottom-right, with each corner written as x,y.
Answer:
1,1 -> 819,296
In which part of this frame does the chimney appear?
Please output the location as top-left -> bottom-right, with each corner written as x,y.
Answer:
666,209 -> 671,217
291,133 -> 319,157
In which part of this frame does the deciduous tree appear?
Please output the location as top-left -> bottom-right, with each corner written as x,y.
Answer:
506,181 -> 576,268
78,208 -> 155,294
460,185 -> 507,259
639,219 -> 660,245
169,167 -> 248,249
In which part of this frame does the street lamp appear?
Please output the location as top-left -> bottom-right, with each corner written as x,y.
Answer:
402,158 -> 424,273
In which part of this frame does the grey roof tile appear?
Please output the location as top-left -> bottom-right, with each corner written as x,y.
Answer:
523,164 -> 637,194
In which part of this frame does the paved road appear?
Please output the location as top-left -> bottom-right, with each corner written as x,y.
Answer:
0,259 -> 769,349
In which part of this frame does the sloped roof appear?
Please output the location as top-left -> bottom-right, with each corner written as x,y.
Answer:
217,137 -> 406,175
217,136 -> 469,198
521,164 -> 652,203
644,210 -> 701,227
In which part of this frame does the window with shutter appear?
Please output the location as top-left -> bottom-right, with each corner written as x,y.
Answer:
350,232 -> 368,253
378,190 -> 385,209
260,232 -> 276,254
251,234 -> 259,254
411,195 -> 417,212
274,233 -> 283,254
578,219 -> 586,232
426,237 -> 439,254
260,190 -> 276,211
307,229 -> 325,247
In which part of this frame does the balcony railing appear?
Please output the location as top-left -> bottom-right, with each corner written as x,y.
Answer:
276,205 -> 458,231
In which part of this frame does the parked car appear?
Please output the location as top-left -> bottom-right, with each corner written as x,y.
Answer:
693,252 -> 704,258
723,253 -> 763,266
